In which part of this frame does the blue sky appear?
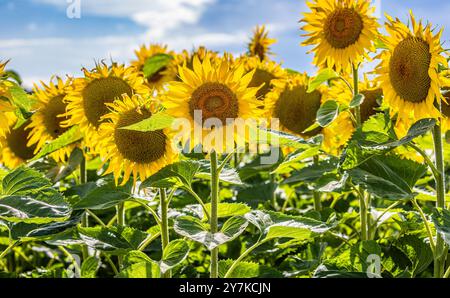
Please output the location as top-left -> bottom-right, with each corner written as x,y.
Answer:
1,0 -> 450,88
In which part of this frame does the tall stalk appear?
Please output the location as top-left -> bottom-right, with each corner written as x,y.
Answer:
159,188 -> 171,278
432,123 -> 447,277
80,154 -> 89,260
312,155 -> 322,212
209,150 -> 219,278
352,65 -> 367,241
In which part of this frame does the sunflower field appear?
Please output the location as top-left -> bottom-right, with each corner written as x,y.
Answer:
1,0 -> 450,280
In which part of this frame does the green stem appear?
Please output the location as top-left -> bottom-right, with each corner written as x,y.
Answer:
444,265 -> 450,278
412,199 -> 436,255
116,202 -> 125,268
224,238 -> 268,278
103,253 -> 119,276
80,155 -> 89,261
0,241 -> 18,269
432,123 -> 447,278
185,187 -> 210,220
59,246 -> 81,276
159,188 -> 171,278
86,210 -> 106,227
313,156 -> 322,212
138,232 -> 161,252
270,173 -> 278,210
409,143 -> 440,179
352,64 -> 361,127
210,150 -> 219,278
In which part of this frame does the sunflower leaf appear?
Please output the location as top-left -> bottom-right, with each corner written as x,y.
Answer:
317,100 -> 339,127
350,94 -> 365,108
143,53 -> 173,79
118,112 -> 174,132
307,69 -> 339,93
31,126 -> 83,161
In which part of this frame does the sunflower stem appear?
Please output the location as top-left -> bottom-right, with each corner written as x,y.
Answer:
159,188 -> 171,278
210,150 -> 219,278
432,123 -> 447,278
352,64 -> 367,241
116,202 -> 125,268
80,154 -> 89,261
313,155 -> 322,212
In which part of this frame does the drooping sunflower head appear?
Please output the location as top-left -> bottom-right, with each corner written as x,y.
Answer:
165,54 -> 261,153
131,44 -> 177,91
301,0 -> 379,73
27,77 -> 75,162
0,60 -> 17,138
240,56 -> 287,101
330,76 -> 383,123
63,62 -> 149,151
0,118 -> 37,169
248,25 -> 276,61
265,74 -> 324,138
98,94 -> 178,185
376,12 -> 447,128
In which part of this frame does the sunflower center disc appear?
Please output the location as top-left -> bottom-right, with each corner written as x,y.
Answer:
114,109 -> 167,164
442,98 -> 450,118
189,82 -> 239,126
324,8 -> 363,49
249,68 -> 276,100
82,77 -> 133,128
43,94 -> 69,138
389,37 -> 431,103
360,89 -> 382,122
6,122 -> 36,161
274,85 -> 322,137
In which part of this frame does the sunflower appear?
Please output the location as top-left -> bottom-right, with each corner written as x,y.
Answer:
248,25 -> 276,61
97,94 -> 178,185
131,44 -> 177,91
440,89 -> 450,133
331,76 -> 383,123
0,118 -> 36,169
27,77 -> 75,162
0,61 -> 17,137
164,54 -> 261,153
241,56 -> 287,101
177,46 -> 219,72
63,62 -> 149,152
265,74 -> 354,155
301,0 -> 379,73
376,12 -> 447,128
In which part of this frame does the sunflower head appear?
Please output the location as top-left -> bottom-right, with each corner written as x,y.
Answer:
301,0 -> 379,72
265,74 -> 324,138
376,12 -> 447,128
26,77 -> 75,162
0,118 -> 36,168
165,54 -> 261,153
0,61 -> 17,138
98,94 -> 178,185
131,44 -> 177,91
63,62 -> 149,152
248,25 -> 276,61
241,56 -> 287,101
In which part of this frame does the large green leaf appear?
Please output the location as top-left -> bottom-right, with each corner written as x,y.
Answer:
173,215 -> 248,250
81,257 -> 100,278
394,235 -> 433,277
140,160 -> 201,189
71,180 -> 131,210
117,262 -> 160,278
0,167 -> 70,223
282,157 -> 338,184
196,161 -> 243,185
219,260 -> 283,278
78,226 -> 148,254
245,210 -> 335,241
348,155 -> 427,200
31,126 -> 83,161
272,146 -> 320,174
160,239 -> 190,273
8,83 -> 35,111
119,112 -> 174,132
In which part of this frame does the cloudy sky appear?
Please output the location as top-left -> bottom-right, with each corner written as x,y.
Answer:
1,0 -> 449,88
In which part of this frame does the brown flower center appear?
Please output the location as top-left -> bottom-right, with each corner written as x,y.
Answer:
43,94 -> 70,138
249,68 -> 276,100
82,77 -> 133,128
114,108 -> 167,164
324,8 -> 363,49
442,97 -> 450,118
189,82 -> 239,126
6,121 -> 36,161
274,84 -> 322,137
360,88 -> 382,122
389,37 -> 431,103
